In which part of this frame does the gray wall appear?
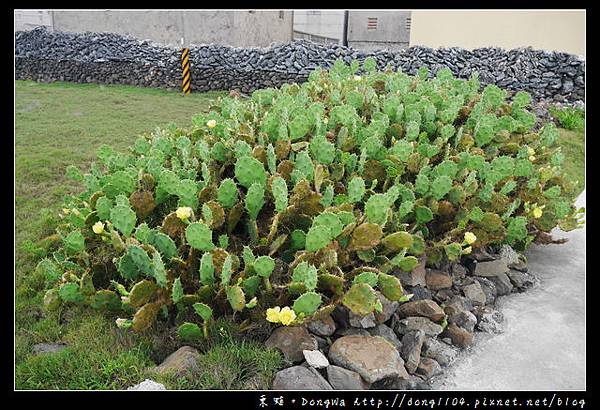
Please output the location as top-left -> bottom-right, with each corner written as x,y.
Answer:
347,10 -> 411,51
46,10 -> 293,47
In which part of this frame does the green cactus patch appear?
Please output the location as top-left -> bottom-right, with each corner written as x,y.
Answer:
44,57 -> 582,342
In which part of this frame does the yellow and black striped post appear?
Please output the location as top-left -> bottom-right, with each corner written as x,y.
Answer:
180,47 -> 191,95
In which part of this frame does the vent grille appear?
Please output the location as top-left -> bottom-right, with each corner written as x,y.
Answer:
405,17 -> 412,31
367,17 -> 378,30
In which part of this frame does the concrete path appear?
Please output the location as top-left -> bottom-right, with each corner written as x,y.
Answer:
434,191 -> 586,390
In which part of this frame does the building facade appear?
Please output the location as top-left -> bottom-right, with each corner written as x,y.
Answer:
14,9 -> 293,48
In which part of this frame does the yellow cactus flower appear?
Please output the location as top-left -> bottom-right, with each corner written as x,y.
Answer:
176,206 -> 193,221
464,231 -> 477,245
527,147 -> 535,156
206,119 -> 217,129
533,207 -> 543,218
62,208 -> 70,215
462,246 -> 472,255
92,221 -> 105,234
266,306 -> 281,323
323,117 -> 329,125
529,155 -> 536,162
279,306 -> 297,326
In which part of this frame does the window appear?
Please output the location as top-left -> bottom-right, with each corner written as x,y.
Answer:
367,17 -> 378,30
279,11 -> 284,19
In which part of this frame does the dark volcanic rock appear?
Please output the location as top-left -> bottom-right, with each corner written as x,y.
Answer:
15,28 -> 585,102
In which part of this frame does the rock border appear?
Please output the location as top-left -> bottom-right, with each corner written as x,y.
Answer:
268,244 -> 539,390
15,27 -> 584,103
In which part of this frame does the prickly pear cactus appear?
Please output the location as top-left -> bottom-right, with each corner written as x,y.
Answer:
44,58 -> 584,339
185,222 -> 215,251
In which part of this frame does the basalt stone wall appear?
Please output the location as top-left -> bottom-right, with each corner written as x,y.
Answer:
15,27 -> 585,102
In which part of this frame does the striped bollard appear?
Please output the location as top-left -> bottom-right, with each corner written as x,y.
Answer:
181,47 -> 191,95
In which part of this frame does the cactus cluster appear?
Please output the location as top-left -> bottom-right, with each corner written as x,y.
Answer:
41,58 -> 584,340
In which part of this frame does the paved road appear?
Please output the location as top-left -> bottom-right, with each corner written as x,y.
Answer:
434,191 -> 586,390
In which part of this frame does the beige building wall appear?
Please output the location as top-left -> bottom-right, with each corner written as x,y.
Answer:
410,10 -> 585,56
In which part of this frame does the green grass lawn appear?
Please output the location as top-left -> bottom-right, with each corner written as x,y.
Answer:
557,128 -> 585,199
14,80 -> 585,389
15,80 -> 283,390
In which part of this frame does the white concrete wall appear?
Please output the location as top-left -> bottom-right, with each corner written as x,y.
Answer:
293,10 -> 345,42
410,10 -> 586,56
14,10 -> 52,31
15,9 -> 293,47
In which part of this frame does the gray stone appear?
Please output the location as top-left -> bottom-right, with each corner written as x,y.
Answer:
462,282 -> 487,306
400,330 -> 426,374
404,285 -> 432,301
335,327 -> 371,337
307,315 -> 336,337
303,349 -> 329,369
369,324 -> 402,352
152,346 -> 200,378
422,337 -> 460,367
328,335 -> 409,384
326,365 -> 370,390
374,290 -> 399,324
473,277 -> 498,305
383,374 -> 431,390
507,269 -> 537,290
393,316 -> 443,337
265,326 -> 318,363
448,309 -> 477,333
450,263 -> 467,281
498,245 -> 520,266
313,335 -> 330,353
443,323 -> 474,348
397,299 -> 445,322
473,306 -> 505,334
474,259 -> 509,277
272,365 -> 333,390
416,357 -> 442,379
127,379 -> 166,391
425,269 -> 453,290
32,343 -> 67,355
349,311 -> 377,329
488,272 -> 514,296
396,256 -> 426,287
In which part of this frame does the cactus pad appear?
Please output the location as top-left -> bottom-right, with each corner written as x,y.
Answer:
235,155 -> 267,188
342,283 -> 378,316
292,291 -> 322,316
185,222 -> 215,251
129,280 -> 158,308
